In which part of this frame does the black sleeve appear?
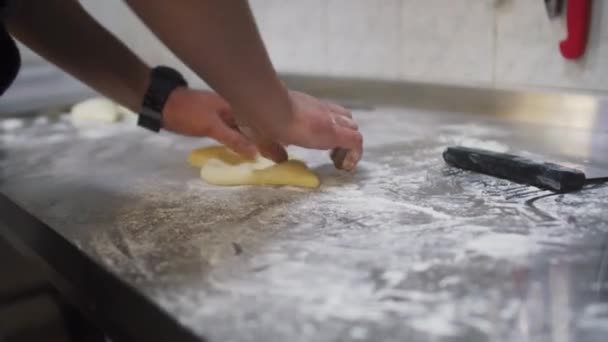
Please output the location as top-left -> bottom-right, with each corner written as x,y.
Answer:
0,0 -> 17,20
0,0 -> 21,96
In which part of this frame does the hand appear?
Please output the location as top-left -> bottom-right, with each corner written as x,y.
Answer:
282,91 -> 363,171
162,87 -> 257,158
241,90 -> 363,171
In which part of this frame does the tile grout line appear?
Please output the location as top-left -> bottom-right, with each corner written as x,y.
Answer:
324,0 -> 330,75
398,0 -> 404,81
492,1 -> 498,87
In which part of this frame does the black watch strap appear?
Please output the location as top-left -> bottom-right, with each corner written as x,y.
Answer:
138,66 -> 187,132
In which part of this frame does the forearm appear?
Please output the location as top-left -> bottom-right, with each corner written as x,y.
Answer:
125,0 -> 292,129
6,0 -> 150,111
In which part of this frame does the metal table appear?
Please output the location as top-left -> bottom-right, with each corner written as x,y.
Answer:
1,80 -> 608,342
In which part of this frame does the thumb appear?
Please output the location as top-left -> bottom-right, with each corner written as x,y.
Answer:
208,123 -> 258,160
257,140 -> 288,163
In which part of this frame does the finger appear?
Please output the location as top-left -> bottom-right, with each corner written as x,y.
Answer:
330,148 -> 349,170
342,148 -> 362,171
333,125 -> 363,151
329,123 -> 363,171
218,109 -> 235,124
334,114 -> 359,130
257,140 -> 288,163
331,145 -> 362,171
208,93 -> 231,109
208,123 -> 258,159
326,102 -> 352,118
238,124 -> 288,163
223,116 -> 239,130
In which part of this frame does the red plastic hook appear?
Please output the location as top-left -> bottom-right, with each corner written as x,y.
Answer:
560,0 -> 591,59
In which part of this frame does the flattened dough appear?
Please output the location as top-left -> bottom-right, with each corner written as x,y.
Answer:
188,146 -> 320,188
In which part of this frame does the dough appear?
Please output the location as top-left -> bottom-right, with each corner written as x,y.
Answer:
116,104 -> 138,123
70,97 -> 119,127
70,97 -> 137,126
188,146 -> 320,188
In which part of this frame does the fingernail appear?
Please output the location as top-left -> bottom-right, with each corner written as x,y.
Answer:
344,151 -> 360,171
343,159 -> 354,171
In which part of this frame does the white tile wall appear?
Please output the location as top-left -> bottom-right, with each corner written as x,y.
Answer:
401,0 -> 495,85
11,0 -> 608,94
250,0 -> 328,74
326,0 -> 402,80
495,0 -> 608,92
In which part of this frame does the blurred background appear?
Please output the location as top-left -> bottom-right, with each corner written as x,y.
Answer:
2,0 -> 608,114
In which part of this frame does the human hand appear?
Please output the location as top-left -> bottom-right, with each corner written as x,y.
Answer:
285,91 -> 363,171
164,88 -> 363,171
162,87 -> 257,158
241,90 -> 363,170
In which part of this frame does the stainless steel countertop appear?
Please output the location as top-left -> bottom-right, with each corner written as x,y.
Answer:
1,83 -> 608,341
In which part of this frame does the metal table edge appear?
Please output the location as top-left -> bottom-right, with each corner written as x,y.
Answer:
0,192 -> 204,342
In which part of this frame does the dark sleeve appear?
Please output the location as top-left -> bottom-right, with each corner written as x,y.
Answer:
0,0 -> 17,19
0,0 -> 21,96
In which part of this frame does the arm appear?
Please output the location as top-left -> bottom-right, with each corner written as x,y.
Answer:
125,0 -> 290,131
125,0 -> 363,169
6,0 -> 149,112
6,0 -> 257,157
9,0 -> 362,169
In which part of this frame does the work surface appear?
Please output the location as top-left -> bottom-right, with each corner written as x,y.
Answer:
1,106 -> 608,342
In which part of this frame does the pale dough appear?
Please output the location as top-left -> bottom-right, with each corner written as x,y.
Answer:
70,97 -> 119,127
70,97 -> 139,126
116,104 -> 138,123
188,146 -> 320,188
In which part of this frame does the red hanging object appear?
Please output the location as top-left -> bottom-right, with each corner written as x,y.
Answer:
560,0 -> 591,59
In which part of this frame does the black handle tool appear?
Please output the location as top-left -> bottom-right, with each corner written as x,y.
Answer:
442,146 -> 588,193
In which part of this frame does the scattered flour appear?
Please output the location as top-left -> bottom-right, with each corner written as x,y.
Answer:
349,326 -> 369,340
437,121 -> 510,152
2,105 -> 607,342
578,303 -> 608,331
459,138 -> 509,153
1,118 -> 24,131
32,116 -> 50,126
409,302 -> 461,337
465,233 -> 541,259
440,123 -> 509,137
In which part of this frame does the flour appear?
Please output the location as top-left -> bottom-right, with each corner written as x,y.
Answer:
77,121 -> 137,139
436,120 -> 511,153
440,122 -> 509,137
409,303 -> 460,337
458,138 -> 509,153
348,326 -> 369,340
1,106 -> 607,342
0,118 -> 24,131
578,303 -> 608,331
32,116 -> 50,126
465,233 -> 542,259
0,131 -> 69,146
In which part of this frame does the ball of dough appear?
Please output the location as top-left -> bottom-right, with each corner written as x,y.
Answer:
70,97 -> 119,127
116,104 -> 138,123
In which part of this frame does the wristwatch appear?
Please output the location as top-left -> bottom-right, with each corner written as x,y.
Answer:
138,66 -> 187,132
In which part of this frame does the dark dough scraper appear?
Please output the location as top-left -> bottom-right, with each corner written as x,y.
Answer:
443,146 -> 608,193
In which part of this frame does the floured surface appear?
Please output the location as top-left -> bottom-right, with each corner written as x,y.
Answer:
1,107 -> 608,342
